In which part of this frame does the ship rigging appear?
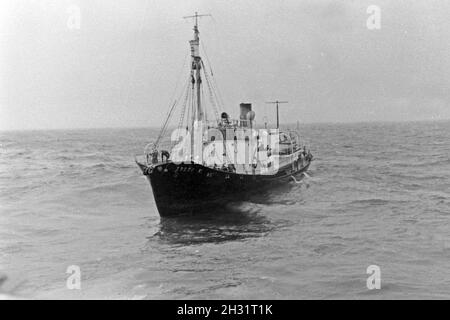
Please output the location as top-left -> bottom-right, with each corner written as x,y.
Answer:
136,13 -> 313,217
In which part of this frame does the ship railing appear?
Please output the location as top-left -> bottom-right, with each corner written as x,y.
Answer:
143,141 -> 173,166
285,129 -> 301,151
276,129 -> 314,170
139,125 -> 311,167
204,119 -> 255,129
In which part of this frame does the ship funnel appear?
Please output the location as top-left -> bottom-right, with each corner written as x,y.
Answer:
239,103 -> 252,127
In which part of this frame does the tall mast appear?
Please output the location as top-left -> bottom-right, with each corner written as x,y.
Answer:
183,12 -> 211,162
184,12 -> 210,123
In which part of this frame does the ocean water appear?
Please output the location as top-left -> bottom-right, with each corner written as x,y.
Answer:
0,121 -> 449,299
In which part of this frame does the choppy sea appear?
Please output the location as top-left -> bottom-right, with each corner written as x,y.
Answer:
1,121 -> 449,299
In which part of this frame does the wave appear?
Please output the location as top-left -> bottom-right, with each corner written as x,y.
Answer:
77,181 -> 134,194
391,159 -> 450,168
348,199 -> 390,206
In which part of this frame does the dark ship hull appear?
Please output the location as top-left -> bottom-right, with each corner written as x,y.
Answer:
137,160 -> 311,217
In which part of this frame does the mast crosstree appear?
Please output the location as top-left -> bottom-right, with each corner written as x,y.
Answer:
183,12 -> 212,27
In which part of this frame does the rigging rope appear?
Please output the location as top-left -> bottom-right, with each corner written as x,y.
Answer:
186,81 -> 192,131
153,76 -> 191,150
167,51 -> 189,109
151,50 -> 190,151
153,99 -> 178,150
176,76 -> 191,133
201,60 -> 221,122
210,70 -> 226,112
201,42 -> 227,111
200,41 -> 215,76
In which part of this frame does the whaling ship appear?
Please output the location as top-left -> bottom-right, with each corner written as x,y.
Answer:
136,13 -> 313,217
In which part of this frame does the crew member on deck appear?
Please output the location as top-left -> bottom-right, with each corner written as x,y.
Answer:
161,150 -> 170,162
151,150 -> 159,164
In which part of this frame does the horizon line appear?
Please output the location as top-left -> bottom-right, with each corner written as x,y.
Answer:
1,117 -> 449,133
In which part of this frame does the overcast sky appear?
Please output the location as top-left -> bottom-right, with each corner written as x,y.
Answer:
1,0 -> 449,130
